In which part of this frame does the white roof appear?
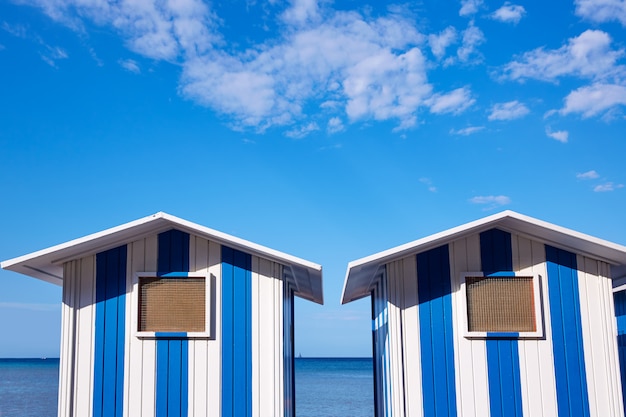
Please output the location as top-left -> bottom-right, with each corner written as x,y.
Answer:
342,210 -> 626,304
1,212 -> 323,304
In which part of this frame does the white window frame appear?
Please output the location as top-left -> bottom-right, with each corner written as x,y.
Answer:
459,272 -> 543,339
132,272 -> 211,339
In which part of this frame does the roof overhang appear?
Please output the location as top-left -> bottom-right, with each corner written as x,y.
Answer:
1,212 -> 323,304
342,210 -> 626,304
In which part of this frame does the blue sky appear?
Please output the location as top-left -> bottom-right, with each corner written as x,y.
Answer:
1,0 -> 626,357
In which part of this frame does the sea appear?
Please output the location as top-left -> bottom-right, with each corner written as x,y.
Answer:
0,357 -> 373,417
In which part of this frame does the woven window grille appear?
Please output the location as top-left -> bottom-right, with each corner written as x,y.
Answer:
138,277 -> 205,332
466,276 -> 536,332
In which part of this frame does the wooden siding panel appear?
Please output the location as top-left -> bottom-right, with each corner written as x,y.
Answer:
514,236 -> 558,417
283,282 -> 295,417
141,235 -> 158,417
254,256 -> 283,416
416,244 -> 457,417
546,245 -> 591,417
127,239 -> 144,417
207,241 -> 221,417
155,230 -> 190,417
252,256 -> 261,417
450,237 -> 481,417
372,271 -> 390,417
386,260 -> 405,416
75,256 -> 96,417
189,235 -> 208,417
480,229 -> 523,417
222,246 -> 253,417
400,256 -> 422,417
579,257 -> 624,417
93,246 -> 127,417
615,289 -> 626,416
59,262 -> 76,417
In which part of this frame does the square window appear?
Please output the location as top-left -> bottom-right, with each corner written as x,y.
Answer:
461,273 -> 542,338
136,275 -> 207,335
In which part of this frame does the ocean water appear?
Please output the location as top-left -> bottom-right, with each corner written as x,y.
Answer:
0,357 -> 373,416
295,358 -> 373,417
0,358 -> 59,417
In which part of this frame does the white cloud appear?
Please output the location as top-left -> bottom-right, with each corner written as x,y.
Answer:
594,182 -> 624,192
545,128 -> 569,143
40,45 -> 68,68
285,122 -> 319,138
491,3 -> 526,24
20,0 -> 497,132
428,26 -> 457,60
460,0 -> 484,16
488,100 -> 529,120
499,30 -> 625,83
456,21 -> 485,63
450,126 -> 485,135
560,83 -> 626,117
419,178 -> 437,192
575,0 -> 626,26
119,58 -> 140,73
577,170 -> 600,179
178,8 -> 431,130
281,0 -> 321,26
327,117 -> 344,134
469,195 -> 512,209
2,22 -> 68,67
427,87 -> 475,114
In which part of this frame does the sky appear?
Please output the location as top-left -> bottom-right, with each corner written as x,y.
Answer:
1,0 -> 626,358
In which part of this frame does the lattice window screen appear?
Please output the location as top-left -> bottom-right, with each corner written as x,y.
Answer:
139,277 -> 205,332
466,276 -> 536,332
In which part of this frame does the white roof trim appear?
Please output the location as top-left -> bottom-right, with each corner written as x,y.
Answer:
2,212 -> 323,304
342,210 -> 626,304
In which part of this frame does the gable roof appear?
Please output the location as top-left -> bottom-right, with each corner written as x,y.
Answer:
342,210 -> 626,304
1,212 -> 323,304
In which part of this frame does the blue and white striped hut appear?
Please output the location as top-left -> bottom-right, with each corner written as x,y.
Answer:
2,212 -> 323,417
341,211 -> 626,417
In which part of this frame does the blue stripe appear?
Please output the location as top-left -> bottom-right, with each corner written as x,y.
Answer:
546,245 -> 590,417
480,229 -> 523,417
487,332 -> 520,338
222,246 -> 253,417
155,230 -> 190,417
93,245 -> 127,417
615,291 -> 626,415
417,244 -> 457,417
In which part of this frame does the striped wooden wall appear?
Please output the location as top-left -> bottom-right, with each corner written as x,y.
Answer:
58,229 -> 291,417
373,228 -> 624,417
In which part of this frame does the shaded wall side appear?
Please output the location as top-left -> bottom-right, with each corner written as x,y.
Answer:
59,256 -> 97,417
391,257 -> 423,417
372,269 -> 390,417
615,289 -> 626,416
283,282 -> 295,417
251,256 -> 285,417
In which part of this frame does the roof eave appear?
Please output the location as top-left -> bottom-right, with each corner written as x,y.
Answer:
341,210 -> 626,304
2,212 -> 324,304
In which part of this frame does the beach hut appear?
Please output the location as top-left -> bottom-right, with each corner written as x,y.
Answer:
341,210 -> 626,417
1,212 -> 323,417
